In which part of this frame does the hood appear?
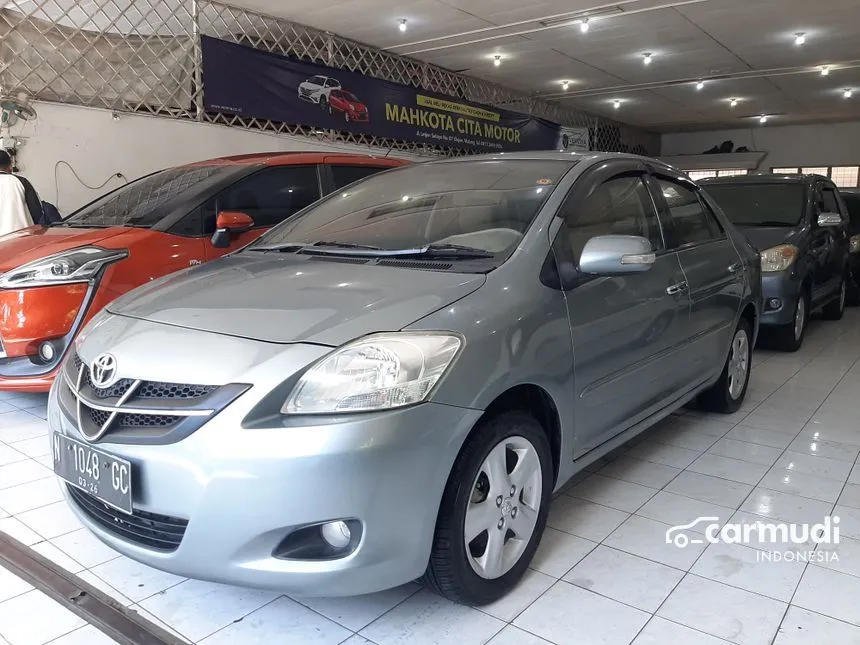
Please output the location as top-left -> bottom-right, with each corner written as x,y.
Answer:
735,225 -> 799,252
0,226 -> 133,273
108,253 -> 485,346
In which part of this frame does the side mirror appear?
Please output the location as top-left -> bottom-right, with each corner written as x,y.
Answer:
211,211 -> 254,248
579,235 -> 656,275
817,212 -> 843,228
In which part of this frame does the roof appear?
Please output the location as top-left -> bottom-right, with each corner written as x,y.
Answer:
430,150 -> 681,173
699,173 -> 830,186
182,151 -> 407,169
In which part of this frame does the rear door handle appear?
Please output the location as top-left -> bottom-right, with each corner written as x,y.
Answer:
666,281 -> 688,295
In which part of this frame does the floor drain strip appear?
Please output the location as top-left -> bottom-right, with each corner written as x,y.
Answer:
0,530 -> 186,645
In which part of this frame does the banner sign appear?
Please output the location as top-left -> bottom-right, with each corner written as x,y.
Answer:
201,36 -> 561,153
557,126 -> 590,152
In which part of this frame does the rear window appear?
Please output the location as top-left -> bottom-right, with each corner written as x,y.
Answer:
63,166 -> 238,228
704,183 -> 806,226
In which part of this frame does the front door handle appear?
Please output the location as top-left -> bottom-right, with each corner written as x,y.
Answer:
728,262 -> 743,274
666,281 -> 688,295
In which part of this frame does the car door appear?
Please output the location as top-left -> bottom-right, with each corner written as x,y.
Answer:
650,173 -> 743,381
554,163 -> 692,456
202,164 -> 323,260
814,181 -> 848,298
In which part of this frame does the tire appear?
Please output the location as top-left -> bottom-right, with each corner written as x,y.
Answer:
822,276 -> 847,320
698,317 -> 752,413
422,411 -> 552,605
770,293 -> 808,352
319,95 -> 328,111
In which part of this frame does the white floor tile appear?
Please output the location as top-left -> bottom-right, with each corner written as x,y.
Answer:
296,584 -> 420,632
603,515 -> 706,570
514,581 -> 649,645
759,468 -> 845,503
0,590 -> 85,645
664,471 -> 753,509
687,453 -> 769,486
200,597 -> 350,645
815,535 -> 860,578
45,625 -> 119,645
0,567 -> 32,603
486,625 -> 553,645
650,428 -> 722,452
9,437 -> 50,459
0,420 -> 48,444
774,452 -> 853,481
740,412 -> 807,434
547,497 -> 630,542
725,426 -> 794,449
49,528 -> 121,569
773,606 -> 860,644
568,474 -> 657,513
360,589 -> 504,645
16,501 -> 82,539
89,556 -> 186,603
624,441 -> 702,469
138,579 -> 280,642
75,571 -> 134,607
707,438 -> 783,466
833,504 -> 860,540
740,487 -> 834,526
839,483 -> 860,510
786,436 -> 860,462
564,545 -> 684,612
0,445 -> 27,467
529,527 -> 596,578
793,565 -> 860,626
598,456 -> 682,489
30,541 -> 85,574
0,477 -> 64,515
635,491 -> 734,535
0,517 -> 43,546
479,569 -> 555,623
632,616 -> 731,645
691,542 -> 806,602
657,575 -> 786,645
0,460 -> 53,490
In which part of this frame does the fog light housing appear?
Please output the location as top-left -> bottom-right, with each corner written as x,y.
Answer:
273,519 -> 363,560
321,521 -> 351,549
766,298 -> 782,311
38,341 -> 57,363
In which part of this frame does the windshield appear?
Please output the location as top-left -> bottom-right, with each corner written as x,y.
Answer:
248,159 -> 575,260
62,166 -> 239,228
704,183 -> 806,227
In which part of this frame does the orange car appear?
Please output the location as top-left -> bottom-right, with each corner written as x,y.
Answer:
0,152 -> 407,391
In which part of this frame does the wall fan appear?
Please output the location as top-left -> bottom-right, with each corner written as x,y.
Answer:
1,92 -> 37,127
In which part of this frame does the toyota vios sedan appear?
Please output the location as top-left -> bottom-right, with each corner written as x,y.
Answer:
49,152 -> 760,605
0,152 -> 404,391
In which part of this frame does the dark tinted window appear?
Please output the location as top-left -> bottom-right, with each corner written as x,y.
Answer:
658,179 -> 721,245
563,175 -> 662,262
705,183 -> 806,227
309,76 -> 324,85
324,78 -> 339,87
62,166 -> 237,228
330,165 -> 388,190
249,159 -> 574,260
213,166 -> 320,228
842,193 -> 860,230
819,186 -> 841,214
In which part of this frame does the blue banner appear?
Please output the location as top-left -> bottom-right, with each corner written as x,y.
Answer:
201,36 -> 561,153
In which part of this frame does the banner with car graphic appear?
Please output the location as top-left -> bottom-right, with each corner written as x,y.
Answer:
201,36 -> 561,153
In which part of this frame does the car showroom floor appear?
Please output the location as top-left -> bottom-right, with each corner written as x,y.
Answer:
3,313 -> 860,645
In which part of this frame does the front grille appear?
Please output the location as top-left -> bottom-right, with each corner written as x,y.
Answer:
88,407 -> 180,429
67,485 -> 188,551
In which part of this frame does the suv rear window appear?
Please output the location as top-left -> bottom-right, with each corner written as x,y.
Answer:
704,183 -> 806,226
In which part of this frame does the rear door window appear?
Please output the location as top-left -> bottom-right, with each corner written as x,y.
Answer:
330,165 -> 389,190
655,178 -> 722,248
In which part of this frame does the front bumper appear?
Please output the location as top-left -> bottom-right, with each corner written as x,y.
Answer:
50,316 -> 481,596
758,270 -> 802,328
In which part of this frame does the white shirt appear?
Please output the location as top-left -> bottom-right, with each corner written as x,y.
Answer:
0,173 -> 33,237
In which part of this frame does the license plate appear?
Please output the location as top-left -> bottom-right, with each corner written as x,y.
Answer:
52,432 -> 133,515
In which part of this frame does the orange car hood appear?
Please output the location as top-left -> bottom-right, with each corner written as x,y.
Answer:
0,226 -> 141,273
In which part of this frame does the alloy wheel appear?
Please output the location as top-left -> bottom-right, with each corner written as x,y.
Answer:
727,328 -> 750,400
794,298 -> 806,341
464,436 -> 542,580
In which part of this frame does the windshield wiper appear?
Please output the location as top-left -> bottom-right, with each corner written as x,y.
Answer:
246,241 -> 494,260
246,240 -> 384,253
395,243 -> 496,259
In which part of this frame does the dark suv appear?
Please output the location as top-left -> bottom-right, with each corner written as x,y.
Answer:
840,188 -> 860,304
701,174 -> 849,351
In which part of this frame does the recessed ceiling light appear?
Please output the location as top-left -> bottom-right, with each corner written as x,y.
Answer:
643,52 -> 653,65
845,88 -> 854,98
579,17 -> 590,33
759,114 -> 768,123
696,80 -> 705,90
730,98 -> 738,107
613,99 -> 621,109
493,54 -> 502,66
821,65 -> 830,76
794,32 -> 806,46
562,80 -> 570,91
398,19 -> 407,32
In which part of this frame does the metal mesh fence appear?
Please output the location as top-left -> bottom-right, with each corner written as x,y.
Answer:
0,0 -> 659,157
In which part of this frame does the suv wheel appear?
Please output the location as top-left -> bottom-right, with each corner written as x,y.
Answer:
422,411 -> 552,605
699,317 -> 752,413
822,277 -> 847,320
772,294 -> 807,352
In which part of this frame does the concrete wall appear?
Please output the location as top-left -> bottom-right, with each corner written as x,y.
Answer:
7,102 -> 423,213
661,121 -> 860,170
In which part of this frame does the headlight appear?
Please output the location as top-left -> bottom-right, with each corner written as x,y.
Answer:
760,244 -> 798,272
0,246 -> 128,289
283,332 -> 462,414
850,235 -> 860,254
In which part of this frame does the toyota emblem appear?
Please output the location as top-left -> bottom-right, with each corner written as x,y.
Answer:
90,353 -> 118,388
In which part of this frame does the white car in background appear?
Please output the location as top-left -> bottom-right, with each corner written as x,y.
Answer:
298,75 -> 342,108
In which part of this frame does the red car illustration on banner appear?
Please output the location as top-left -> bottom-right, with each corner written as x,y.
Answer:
327,89 -> 370,123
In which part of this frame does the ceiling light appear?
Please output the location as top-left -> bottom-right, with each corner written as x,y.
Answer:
696,80 -> 705,91
794,32 -> 806,46
539,7 -> 622,28
845,88 -> 854,98
493,54 -> 501,66
579,17 -> 590,33
398,19 -> 407,32
821,65 -> 830,76
730,98 -> 738,107
643,52 -> 652,65
613,99 -> 621,109
561,80 -> 570,91
759,114 -> 768,123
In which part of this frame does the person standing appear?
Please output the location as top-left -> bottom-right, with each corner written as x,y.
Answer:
0,149 -> 41,235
